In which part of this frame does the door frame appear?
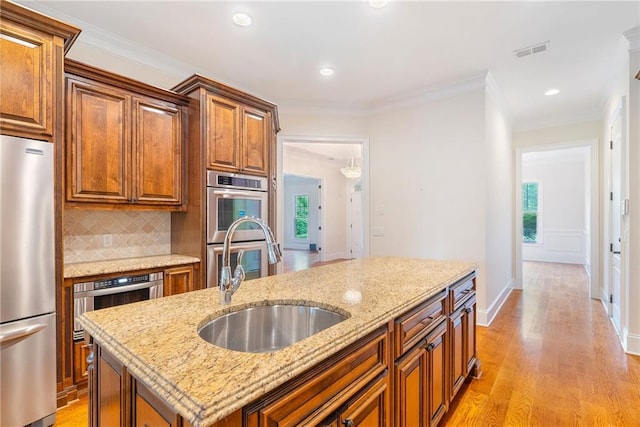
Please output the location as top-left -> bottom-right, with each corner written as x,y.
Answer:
605,97 -> 628,339
276,134 -> 370,273
514,139 -> 600,299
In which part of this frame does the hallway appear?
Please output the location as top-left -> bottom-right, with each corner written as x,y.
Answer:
442,261 -> 640,425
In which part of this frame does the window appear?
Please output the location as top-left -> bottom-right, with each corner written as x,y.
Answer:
294,194 -> 309,239
522,182 -> 539,243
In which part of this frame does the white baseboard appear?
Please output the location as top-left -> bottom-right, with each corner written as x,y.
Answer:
624,329 -> 640,356
477,280 -> 513,327
284,242 -> 319,251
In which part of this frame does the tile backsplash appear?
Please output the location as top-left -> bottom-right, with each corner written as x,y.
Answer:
64,210 -> 171,263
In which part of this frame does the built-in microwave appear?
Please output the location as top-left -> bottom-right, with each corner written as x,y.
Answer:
206,171 -> 268,244
206,240 -> 268,288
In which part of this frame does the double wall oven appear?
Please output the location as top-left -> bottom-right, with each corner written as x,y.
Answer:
206,171 -> 270,288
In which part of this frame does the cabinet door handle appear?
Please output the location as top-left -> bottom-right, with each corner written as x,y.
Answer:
465,307 -> 472,314
426,342 -> 436,352
343,419 -> 354,427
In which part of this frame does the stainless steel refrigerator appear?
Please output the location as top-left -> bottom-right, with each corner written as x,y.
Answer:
0,135 -> 57,427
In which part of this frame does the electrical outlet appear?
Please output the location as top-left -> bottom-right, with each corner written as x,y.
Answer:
103,234 -> 113,247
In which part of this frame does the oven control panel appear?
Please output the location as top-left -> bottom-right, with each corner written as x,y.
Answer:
95,274 -> 150,290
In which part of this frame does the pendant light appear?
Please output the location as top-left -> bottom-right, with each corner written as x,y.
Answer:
340,158 -> 361,179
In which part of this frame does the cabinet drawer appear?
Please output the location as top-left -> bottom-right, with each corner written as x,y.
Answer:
251,326 -> 389,426
449,275 -> 475,312
394,289 -> 446,357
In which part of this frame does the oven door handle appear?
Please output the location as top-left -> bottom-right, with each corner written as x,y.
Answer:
0,323 -> 47,344
74,280 -> 163,298
212,188 -> 266,199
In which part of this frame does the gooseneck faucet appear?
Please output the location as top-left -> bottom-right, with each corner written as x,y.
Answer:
220,216 -> 282,304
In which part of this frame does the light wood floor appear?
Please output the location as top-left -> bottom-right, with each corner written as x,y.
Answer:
55,261 -> 640,426
282,249 -> 347,273
442,261 -> 640,426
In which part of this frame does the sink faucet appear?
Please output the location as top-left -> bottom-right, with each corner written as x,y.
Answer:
220,216 -> 282,304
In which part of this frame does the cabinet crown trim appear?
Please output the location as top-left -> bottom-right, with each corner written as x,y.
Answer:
0,0 -> 81,52
172,74 -> 280,132
64,59 -> 190,106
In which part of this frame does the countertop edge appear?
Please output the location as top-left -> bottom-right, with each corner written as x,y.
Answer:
64,254 -> 200,279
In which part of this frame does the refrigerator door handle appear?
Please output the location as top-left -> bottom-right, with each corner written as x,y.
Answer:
0,323 -> 47,344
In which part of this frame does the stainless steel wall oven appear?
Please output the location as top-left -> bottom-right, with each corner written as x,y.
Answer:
207,171 -> 268,244
206,171 -> 270,288
73,272 -> 163,340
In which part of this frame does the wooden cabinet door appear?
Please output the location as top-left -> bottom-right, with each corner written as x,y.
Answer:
0,19 -> 53,139
66,77 -> 131,202
464,296 -> 477,374
74,340 -> 92,386
164,265 -> 194,297
240,106 -> 270,176
449,306 -> 465,400
394,344 -> 427,427
133,97 -> 183,205
96,347 -> 124,427
205,93 -> 240,171
136,394 -> 171,427
338,374 -> 390,427
425,321 -> 447,427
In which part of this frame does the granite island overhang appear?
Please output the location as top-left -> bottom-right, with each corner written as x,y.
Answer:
78,256 -> 477,426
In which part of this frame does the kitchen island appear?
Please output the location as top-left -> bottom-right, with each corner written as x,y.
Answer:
79,256 -> 478,427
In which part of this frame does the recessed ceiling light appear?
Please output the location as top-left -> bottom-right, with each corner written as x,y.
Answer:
545,88 -> 560,96
319,67 -> 334,77
232,12 -> 252,27
368,0 -> 389,8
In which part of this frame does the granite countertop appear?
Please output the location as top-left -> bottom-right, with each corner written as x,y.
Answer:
78,256 -> 476,426
64,254 -> 200,278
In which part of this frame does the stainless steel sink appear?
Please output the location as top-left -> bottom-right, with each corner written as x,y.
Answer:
197,303 -> 349,353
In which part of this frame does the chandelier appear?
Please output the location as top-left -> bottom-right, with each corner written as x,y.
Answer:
340,158 -> 361,179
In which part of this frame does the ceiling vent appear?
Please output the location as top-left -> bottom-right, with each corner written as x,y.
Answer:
514,41 -> 549,58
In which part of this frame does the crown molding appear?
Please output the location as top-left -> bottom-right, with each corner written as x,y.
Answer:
367,71 -> 489,115
624,26 -> 640,52
512,111 -> 602,133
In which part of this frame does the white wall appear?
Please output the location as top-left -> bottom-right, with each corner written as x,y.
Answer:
282,147 -> 348,260
521,148 -> 588,264
484,82 -> 514,324
367,89 -> 486,260
283,175 -> 320,250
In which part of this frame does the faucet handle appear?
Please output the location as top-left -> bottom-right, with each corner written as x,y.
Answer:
235,249 -> 245,267
233,249 -> 245,282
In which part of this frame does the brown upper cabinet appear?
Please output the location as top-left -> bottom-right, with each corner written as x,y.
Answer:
174,74 -> 278,178
65,60 -> 189,209
0,0 -> 80,140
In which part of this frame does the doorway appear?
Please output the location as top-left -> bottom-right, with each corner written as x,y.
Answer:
276,135 -> 369,273
514,140 -> 599,298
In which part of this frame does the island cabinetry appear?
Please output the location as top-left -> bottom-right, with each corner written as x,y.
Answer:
244,325 -> 390,426
393,289 -> 448,427
0,0 -> 80,140
134,378 -> 194,427
448,274 -> 478,401
65,59 -> 188,209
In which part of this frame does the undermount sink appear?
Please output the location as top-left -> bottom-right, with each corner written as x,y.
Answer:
197,303 -> 349,353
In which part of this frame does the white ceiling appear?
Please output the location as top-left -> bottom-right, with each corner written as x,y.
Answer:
19,0 -> 640,132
